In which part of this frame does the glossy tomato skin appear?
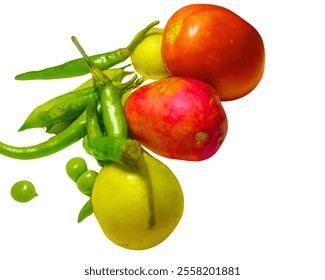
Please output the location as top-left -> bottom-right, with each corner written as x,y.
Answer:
124,77 -> 228,161
161,4 -> 265,101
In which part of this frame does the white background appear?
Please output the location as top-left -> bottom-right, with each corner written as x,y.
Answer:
1,0 -> 324,279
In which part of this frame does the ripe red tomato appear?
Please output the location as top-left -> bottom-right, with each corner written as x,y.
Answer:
161,4 -> 265,101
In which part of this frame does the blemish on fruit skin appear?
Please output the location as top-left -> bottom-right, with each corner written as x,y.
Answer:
167,21 -> 182,44
196,132 -> 209,143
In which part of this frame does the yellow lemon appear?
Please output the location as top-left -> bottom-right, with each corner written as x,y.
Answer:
92,152 -> 184,250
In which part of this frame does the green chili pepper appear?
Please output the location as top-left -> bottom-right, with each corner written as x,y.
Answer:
18,69 -> 136,133
19,86 -> 96,132
70,37 -> 145,165
85,95 -> 127,163
78,197 -> 93,223
40,72 -> 142,135
15,52 -> 129,80
72,36 -> 128,139
85,97 -> 142,164
0,110 -> 87,160
98,81 -> 128,138
15,21 -> 159,80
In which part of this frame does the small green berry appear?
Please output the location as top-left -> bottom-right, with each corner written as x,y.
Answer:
66,157 -> 88,182
76,170 -> 98,195
11,180 -> 38,203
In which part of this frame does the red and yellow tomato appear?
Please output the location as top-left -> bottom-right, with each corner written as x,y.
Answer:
124,77 -> 228,161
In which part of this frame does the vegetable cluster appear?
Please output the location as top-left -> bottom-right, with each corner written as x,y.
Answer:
0,4 -> 264,250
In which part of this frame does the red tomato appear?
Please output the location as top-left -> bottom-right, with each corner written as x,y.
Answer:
161,4 -> 265,101
124,77 -> 228,161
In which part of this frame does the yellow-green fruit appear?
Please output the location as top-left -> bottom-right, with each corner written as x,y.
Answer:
92,152 -> 184,250
131,28 -> 170,80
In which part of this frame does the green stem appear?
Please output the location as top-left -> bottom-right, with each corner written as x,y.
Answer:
139,153 -> 156,229
122,146 -> 156,229
127,20 -> 160,52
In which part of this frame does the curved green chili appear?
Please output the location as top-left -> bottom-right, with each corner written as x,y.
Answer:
0,110 -> 87,160
15,21 -> 159,80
